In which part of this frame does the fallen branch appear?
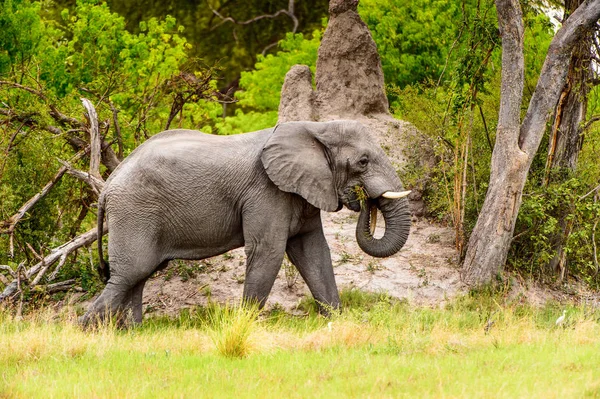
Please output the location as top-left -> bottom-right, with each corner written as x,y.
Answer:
0,149 -> 87,256
0,225 -> 108,301
0,264 -> 17,278
46,279 -> 77,294
57,158 -> 105,196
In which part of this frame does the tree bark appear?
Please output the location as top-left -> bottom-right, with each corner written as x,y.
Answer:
462,0 -> 600,286
545,0 -> 594,176
544,0 -> 595,276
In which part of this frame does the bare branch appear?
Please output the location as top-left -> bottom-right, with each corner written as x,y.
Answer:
57,158 -> 105,196
580,183 -> 600,200
0,84 -> 120,172
0,264 -> 16,278
0,149 -> 87,256
109,101 -> 124,160
80,98 -> 102,180
210,0 -> 298,55
0,226 -> 108,300
0,80 -> 48,101
46,279 -> 77,294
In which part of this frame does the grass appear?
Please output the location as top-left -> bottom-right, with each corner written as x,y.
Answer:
1,290 -> 600,398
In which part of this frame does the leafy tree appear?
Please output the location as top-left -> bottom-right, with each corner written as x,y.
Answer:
0,0 -> 221,290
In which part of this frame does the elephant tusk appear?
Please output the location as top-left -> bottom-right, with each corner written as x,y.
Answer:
370,204 -> 378,236
381,190 -> 411,199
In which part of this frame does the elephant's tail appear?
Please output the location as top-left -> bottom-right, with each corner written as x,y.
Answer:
97,192 -> 110,284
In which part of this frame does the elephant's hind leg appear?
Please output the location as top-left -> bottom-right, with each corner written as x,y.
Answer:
122,259 -> 168,325
80,255 -> 163,328
122,278 -> 148,325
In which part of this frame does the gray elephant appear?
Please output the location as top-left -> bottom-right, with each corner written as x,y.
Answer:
81,120 -> 411,325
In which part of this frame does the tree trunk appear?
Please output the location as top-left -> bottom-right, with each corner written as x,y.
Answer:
545,0 -> 593,175
462,130 -> 529,284
462,0 -> 600,286
544,0 -> 594,277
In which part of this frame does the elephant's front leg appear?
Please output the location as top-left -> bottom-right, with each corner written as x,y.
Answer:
242,223 -> 288,308
285,215 -> 340,313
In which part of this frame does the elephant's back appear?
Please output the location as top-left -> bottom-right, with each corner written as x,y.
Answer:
103,127 -> 274,219
106,128 -> 271,186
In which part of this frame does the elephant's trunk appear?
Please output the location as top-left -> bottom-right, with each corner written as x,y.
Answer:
356,197 -> 411,258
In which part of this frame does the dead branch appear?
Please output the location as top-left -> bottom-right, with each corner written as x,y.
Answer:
46,279 -> 77,294
0,149 -> 87,257
0,84 -> 121,173
0,225 -> 108,301
16,263 -> 25,318
109,101 -> 124,160
593,195 -> 599,275
583,114 -> 600,132
57,158 -> 105,196
81,98 -> 102,180
0,264 -> 16,278
0,80 -> 48,100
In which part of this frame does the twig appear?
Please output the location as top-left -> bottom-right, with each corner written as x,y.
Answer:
109,101 -> 124,160
478,104 -> 493,153
210,0 -> 298,55
593,194 -> 599,275
582,114 -> 600,132
580,183 -> 600,200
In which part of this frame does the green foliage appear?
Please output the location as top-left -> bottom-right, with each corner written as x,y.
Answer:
217,30 -> 321,133
393,2 -> 556,257
236,30 -> 321,112
0,0 -> 45,75
359,0 -> 463,90
0,0 -> 222,289
101,0 -> 330,87
511,178 -> 600,285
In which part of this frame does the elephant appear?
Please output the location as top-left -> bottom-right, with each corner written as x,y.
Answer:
80,120 -> 411,325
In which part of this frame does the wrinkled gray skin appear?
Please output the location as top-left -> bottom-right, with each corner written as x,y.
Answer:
81,120 -> 410,326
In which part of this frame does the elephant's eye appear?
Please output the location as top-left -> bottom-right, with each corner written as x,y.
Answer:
358,156 -> 369,168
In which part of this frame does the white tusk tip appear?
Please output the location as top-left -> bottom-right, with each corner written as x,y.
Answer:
381,190 -> 412,199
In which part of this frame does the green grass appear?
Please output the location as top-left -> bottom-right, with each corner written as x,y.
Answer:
1,290 -> 600,398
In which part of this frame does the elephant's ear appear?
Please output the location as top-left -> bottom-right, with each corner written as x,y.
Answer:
261,122 -> 338,212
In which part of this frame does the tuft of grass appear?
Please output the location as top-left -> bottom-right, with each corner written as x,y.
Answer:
207,302 -> 261,358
